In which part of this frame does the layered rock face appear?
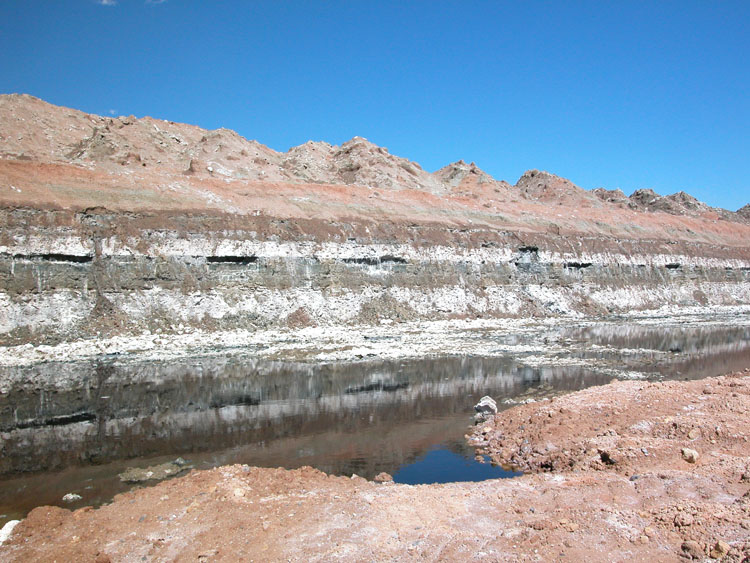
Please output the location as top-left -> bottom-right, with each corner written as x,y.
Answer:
1,95 -> 749,345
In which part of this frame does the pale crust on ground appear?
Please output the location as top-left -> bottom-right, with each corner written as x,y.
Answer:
2,371 -> 748,562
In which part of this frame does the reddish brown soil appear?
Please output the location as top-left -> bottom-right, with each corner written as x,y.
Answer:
3,371 -> 748,562
2,94 -> 749,249
470,370 -> 750,561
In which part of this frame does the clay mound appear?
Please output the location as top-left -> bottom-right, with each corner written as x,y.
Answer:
629,188 -> 665,210
281,141 -> 336,183
180,128 -> 287,182
629,188 -> 723,219
327,136 -> 446,193
592,187 -> 633,208
434,160 -> 515,200
434,160 -> 490,189
735,203 -> 750,220
0,94 -> 280,178
0,93 -> 745,222
667,190 -> 710,213
67,116 -> 287,181
0,94 -> 107,162
515,169 -> 600,206
63,117 -> 196,172
0,96 -> 446,193
282,137 -> 452,193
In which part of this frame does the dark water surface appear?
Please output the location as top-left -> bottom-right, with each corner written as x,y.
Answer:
1,318 -> 749,524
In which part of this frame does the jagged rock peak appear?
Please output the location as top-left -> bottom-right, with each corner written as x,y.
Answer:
443,159 -> 482,171
515,169 -> 578,194
628,188 -> 722,219
340,136 -> 383,149
665,191 -> 709,212
433,160 -> 493,189
516,169 -> 573,184
281,141 -> 336,183
287,140 -> 334,151
1,92 -> 41,103
435,160 -> 484,176
325,136 -> 445,193
630,188 -> 662,205
592,187 -> 632,207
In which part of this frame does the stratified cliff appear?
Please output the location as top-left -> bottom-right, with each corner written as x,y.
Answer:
1,94 -> 749,345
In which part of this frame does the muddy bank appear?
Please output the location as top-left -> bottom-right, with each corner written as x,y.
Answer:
2,371 -> 748,562
469,369 -> 750,560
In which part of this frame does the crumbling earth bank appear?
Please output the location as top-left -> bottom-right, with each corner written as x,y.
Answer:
470,371 -> 750,561
2,372 -> 749,562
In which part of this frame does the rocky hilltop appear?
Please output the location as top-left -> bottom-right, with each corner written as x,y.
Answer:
0,94 -> 749,345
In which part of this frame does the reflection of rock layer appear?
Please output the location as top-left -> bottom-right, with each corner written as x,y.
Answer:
3,317 -> 750,475
5,320 -> 750,431
569,324 -> 750,353
0,355 -> 610,474
562,324 -> 750,377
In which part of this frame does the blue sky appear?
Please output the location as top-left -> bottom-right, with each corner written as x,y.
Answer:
1,1 -> 748,210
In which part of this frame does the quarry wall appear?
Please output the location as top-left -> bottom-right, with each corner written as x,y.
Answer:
2,209 -> 749,345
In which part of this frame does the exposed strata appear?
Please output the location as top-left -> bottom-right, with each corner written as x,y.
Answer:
3,221 -> 750,346
2,371 -> 748,562
1,95 -> 749,346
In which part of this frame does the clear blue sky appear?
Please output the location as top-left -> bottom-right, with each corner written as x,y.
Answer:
1,1 -> 748,210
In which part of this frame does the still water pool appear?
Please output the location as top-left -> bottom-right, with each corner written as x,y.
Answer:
1,316 -> 748,524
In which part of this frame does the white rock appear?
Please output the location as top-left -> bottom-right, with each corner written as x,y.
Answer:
474,395 -> 498,416
681,448 -> 699,463
0,520 -> 20,544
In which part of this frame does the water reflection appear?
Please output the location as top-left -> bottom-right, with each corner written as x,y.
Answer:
0,357 -> 609,475
0,318 -> 748,523
393,446 -> 521,485
560,322 -> 750,377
